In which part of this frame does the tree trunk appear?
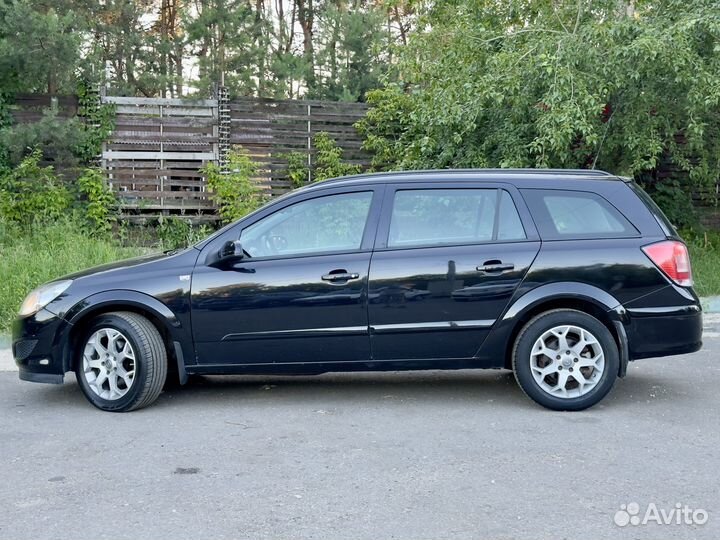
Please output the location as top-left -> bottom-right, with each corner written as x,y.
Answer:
296,0 -> 315,92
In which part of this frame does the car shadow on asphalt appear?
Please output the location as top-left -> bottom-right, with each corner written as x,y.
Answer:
25,367 -> 696,413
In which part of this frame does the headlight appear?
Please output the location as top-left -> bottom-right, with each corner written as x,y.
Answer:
18,280 -> 73,317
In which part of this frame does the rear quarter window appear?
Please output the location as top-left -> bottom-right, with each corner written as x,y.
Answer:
521,189 -> 638,240
627,182 -> 678,237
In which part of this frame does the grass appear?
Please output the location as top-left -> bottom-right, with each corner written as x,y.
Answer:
688,243 -> 720,298
0,219 -> 146,333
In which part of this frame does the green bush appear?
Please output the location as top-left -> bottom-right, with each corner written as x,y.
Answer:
0,149 -> 71,225
157,216 -> 213,250
77,167 -> 117,233
202,147 -> 266,223
313,132 -> 361,181
284,134 -> 360,187
286,151 -> 309,188
0,110 -> 90,170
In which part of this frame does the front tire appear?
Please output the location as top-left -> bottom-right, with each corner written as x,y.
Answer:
512,309 -> 619,411
76,312 -> 167,412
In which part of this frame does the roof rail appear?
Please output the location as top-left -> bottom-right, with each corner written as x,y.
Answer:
485,168 -> 613,176
321,168 -> 615,184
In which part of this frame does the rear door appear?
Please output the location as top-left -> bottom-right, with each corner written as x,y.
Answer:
367,182 -> 541,361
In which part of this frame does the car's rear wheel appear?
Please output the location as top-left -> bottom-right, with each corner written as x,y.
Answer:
512,309 -> 619,411
76,312 -> 167,412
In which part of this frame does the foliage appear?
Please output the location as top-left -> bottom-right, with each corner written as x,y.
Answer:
0,216 -> 146,332
0,150 -> 71,226
77,167 -> 116,234
0,0 -> 415,100
286,152 -> 309,188
313,132 -> 361,181
358,0 -> 720,197
638,177 -> 698,230
682,229 -> 720,297
156,216 -> 213,250
0,109 -> 90,169
183,0 -> 263,97
284,133 -> 360,187
309,4 -> 396,101
202,147 -> 266,223
76,81 -> 115,162
0,0 -> 83,95
356,86 -> 417,170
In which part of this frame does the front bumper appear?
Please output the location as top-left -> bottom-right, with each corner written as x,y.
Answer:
626,305 -> 703,360
12,309 -> 68,384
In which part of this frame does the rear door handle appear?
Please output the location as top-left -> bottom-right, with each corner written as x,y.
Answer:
322,272 -> 360,282
476,262 -> 515,273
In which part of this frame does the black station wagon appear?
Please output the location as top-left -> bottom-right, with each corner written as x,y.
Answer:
13,169 -> 703,412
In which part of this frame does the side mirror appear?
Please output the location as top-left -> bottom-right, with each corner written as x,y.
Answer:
216,240 -> 244,265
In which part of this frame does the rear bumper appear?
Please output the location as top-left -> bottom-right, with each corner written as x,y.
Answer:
626,305 -> 702,360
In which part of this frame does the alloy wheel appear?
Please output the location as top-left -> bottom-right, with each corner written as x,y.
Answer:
529,324 -> 605,399
82,328 -> 136,400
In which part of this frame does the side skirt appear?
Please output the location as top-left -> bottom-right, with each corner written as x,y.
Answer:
185,357 -> 504,376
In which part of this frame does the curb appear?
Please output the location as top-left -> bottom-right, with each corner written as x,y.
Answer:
701,296 -> 720,314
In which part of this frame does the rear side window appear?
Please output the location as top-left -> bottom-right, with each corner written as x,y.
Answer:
522,189 -> 638,240
387,188 -> 526,248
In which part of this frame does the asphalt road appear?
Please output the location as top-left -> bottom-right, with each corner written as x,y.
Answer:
1,319 -> 719,540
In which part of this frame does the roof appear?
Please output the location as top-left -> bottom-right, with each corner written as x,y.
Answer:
299,168 -> 625,193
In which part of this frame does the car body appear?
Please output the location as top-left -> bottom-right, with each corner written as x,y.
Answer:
13,169 -> 703,411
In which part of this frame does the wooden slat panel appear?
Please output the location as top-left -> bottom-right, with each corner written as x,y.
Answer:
114,105 -> 215,117
103,151 -> 215,160
103,96 -> 217,107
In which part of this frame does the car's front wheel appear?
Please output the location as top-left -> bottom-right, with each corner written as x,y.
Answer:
512,309 -> 619,411
76,311 -> 167,412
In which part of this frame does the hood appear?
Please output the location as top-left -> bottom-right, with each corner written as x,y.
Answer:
61,250 -> 188,281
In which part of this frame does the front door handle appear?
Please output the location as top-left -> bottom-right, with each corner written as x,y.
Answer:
476,262 -> 515,273
322,272 -> 360,282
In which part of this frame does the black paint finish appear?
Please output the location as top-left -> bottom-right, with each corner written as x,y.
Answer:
12,169 -> 702,385
367,241 -> 540,360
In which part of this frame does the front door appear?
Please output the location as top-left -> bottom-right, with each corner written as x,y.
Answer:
191,188 -> 381,367
368,185 -> 541,360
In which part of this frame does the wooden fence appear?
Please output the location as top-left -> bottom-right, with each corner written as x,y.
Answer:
8,91 -> 370,219
10,94 -> 78,122
99,92 -> 370,217
101,96 -> 218,214
228,97 -> 370,195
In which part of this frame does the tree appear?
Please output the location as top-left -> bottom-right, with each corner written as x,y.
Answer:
0,0 -> 83,95
311,0 -> 393,101
184,0 -> 265,97
358,0 -> 720,208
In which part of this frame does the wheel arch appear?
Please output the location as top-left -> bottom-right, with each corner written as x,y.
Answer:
59,290 -> 190,377
486,283 -> 628,372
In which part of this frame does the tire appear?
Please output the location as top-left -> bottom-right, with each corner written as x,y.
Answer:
76,312 -> 167,412
512,309 -> 619,411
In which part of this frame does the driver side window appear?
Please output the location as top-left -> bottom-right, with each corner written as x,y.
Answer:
240,191 -> 373,258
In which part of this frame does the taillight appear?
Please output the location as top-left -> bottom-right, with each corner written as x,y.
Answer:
642,240 -> 693,287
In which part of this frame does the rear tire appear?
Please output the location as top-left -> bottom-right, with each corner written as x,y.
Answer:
512,309 -> 619,411
76,312 -> 167,412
